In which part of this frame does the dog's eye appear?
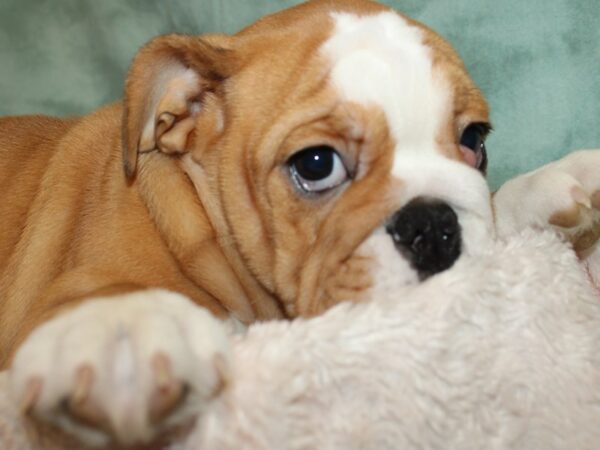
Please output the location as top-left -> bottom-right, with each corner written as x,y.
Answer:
460,123 -> 489,173
288,145 -> 348,193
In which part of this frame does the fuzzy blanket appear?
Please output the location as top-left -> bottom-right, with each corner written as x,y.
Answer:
2,229 -> 600,450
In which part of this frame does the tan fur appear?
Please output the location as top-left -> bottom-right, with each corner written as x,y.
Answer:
0,0 -> 489,366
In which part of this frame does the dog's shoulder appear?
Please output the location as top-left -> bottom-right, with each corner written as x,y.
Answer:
0,113 -> 79,146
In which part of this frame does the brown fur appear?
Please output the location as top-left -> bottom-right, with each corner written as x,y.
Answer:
0,0 -> 488,366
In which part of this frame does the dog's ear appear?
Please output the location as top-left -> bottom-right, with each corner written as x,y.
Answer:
122,33 -> 235,178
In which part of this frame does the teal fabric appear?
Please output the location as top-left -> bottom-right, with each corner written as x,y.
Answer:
0,0 -> 598,188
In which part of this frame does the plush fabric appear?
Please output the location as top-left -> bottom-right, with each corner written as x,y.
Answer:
0,0 -> 599,189
1,229 -> 600,449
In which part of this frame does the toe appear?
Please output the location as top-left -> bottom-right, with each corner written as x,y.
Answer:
66,365 -> 110,432
149,353 -> 187,424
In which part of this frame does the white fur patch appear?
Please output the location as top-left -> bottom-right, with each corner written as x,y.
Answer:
358,161 -> 494,297
323,12 -> 492,290
9,289 -> 230,446
322,11 -> 450,157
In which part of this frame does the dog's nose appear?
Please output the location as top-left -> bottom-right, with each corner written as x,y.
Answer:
386,198 -> 461,279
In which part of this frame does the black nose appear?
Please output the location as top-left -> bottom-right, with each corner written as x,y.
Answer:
386,198 -> 461,279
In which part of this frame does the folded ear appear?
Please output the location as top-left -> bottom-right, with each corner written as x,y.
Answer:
122,33 -> 235,178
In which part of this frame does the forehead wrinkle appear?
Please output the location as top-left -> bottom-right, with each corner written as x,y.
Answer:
321,11 -> 451,155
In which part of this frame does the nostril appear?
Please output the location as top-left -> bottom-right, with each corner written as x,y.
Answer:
386,198 -> 462,279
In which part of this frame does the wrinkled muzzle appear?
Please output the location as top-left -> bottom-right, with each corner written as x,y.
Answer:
360,155 -> 494,296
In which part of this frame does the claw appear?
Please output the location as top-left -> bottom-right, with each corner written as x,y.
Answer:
571,185 -> 591,209
153,353 -> 173,391
592,191 -> 600,210
212,353 -> 230,397
20,377 -> 42,415
549,204 -> 582,228
150,353 -> 186,424
72,365 -> 94,405
67,366 -> 110,432
574,190 -> 600,252
548,185 -> 593,228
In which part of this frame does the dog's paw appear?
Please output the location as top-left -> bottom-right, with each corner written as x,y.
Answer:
9,289 -> 229,448
494,149 -> 600,252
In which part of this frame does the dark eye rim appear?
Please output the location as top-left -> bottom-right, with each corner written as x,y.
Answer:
460,122 -> 492,173
460,123 -> 492,149
287,144 -> 349,195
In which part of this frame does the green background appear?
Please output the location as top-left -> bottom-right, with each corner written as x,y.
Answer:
1,0 -> 598,188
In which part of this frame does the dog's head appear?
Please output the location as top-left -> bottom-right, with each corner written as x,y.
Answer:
122,0 -> 494,318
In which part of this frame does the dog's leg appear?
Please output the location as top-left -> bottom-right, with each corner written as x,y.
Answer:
494,149 -> 600,287
8,289 -> 230,447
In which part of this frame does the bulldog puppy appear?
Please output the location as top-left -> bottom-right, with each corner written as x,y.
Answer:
1,0 -> 598,446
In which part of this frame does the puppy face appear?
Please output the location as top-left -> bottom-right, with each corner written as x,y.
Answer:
125,0 -> 495,318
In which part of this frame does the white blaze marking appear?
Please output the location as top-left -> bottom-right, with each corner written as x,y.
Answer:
322,11 -> 451,158
321,11 -> 490,223
321,12 -> 494,294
